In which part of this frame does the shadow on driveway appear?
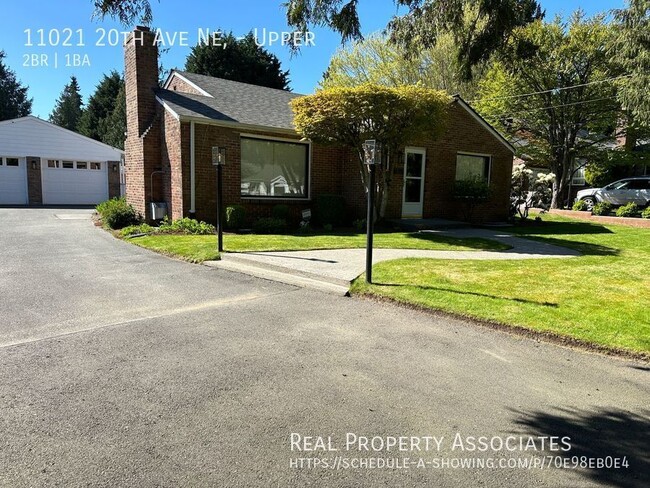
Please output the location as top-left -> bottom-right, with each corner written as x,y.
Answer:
511,407 -> 650,488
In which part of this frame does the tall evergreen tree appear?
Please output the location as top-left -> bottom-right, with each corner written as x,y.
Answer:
101,83 -> 126,150
49,76 -> 83,131
0,51 -> 32,121
185,31 -> 290,90
79,71 -> 123,142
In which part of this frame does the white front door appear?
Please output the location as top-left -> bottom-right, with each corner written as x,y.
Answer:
0,156 -> 28,205
401,147 -> 426,218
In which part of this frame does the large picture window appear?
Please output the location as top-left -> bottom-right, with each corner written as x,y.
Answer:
456,153 -> 491,182
241,137 -> 309,198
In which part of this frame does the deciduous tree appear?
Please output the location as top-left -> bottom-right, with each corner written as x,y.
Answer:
474,13 -> 621,208
291,84 -> 450,218
321,32 -> 483,98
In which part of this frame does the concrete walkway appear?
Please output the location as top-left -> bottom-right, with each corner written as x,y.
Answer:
205,228 -> 580,294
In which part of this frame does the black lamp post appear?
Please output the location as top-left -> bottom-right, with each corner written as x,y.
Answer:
362,139 -> 381,284
212,146 -> 226,252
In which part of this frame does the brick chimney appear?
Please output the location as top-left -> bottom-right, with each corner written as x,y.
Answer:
124,26 -> 160,219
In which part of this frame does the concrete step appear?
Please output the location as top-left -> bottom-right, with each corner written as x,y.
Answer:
204,256 -> 351,296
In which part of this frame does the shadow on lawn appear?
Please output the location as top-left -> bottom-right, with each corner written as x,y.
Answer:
510,220 -> 614,236
523,236 -> 620,256
511,407 -> 650,488
375,282 -> 558,307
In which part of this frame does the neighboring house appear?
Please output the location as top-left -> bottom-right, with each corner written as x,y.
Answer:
124,26 -> 514,224
0,116 -> 123,206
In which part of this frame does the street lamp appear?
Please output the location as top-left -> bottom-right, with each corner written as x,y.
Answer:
212,146 -> 226,252
362,139 -> 381,284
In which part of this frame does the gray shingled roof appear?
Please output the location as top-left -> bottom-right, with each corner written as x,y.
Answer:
156,71 -> 302,131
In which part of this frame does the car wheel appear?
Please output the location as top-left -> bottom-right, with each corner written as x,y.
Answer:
581,196 -> 597,211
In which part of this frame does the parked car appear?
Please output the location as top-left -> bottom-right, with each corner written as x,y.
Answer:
575,177 -> 650,210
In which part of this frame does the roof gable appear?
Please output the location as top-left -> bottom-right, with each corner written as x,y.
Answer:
0,116 -> 124,160
452,96 -> 515,153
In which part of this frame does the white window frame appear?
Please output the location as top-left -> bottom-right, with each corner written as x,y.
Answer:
239,133 -> 312,201
455,151 -> 492,184
0,156 -> 22,168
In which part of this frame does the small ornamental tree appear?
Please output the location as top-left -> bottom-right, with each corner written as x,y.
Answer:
291,84 -> 450,219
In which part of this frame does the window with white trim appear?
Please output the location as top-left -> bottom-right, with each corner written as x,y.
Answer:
240,137 -> 309,198
62,161 -> 74,169
48,160 -> 60,168
5,157 -> 19,167
76,161 -> 88,170
571,160 -> 586,186
455,153 -> 490,182
90,162 -> 101,170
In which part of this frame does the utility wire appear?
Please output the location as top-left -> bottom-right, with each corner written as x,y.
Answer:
468,75 -> 630,103
482,96 -> 619,119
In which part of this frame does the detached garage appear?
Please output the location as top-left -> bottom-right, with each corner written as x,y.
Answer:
0,116 -> 123,205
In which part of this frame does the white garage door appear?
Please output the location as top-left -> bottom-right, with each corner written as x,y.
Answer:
0,156 -> 28,205
42,159 -> 109,205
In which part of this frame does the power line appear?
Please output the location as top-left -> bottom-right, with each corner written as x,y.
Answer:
482,96 -> 619,119
467,75 -> 630,104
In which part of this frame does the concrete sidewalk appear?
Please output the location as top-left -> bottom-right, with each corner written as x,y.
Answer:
205,228 -> 580,294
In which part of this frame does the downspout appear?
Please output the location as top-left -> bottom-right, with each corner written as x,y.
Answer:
190,120 -> 196,218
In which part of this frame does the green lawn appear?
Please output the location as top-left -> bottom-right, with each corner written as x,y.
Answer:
129,230 -> 509,263
351,214 -> 650,356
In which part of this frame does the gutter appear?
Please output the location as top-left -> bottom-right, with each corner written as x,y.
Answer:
190,120 -> 196,217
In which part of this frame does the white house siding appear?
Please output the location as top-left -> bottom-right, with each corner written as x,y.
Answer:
0,117 -> 123,205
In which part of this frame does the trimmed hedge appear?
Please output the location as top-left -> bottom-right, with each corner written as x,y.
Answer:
315,194 -> 346,226
252,217 -> 287,234
225,205 -> 247,230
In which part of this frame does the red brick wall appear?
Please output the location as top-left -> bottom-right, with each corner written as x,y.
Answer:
124,27 -> 161,218
107,161 -> 121,198
26,157 -> 42,205
342,102 -> 513,222
165,73 -> 205,96
176,124 -> 348,225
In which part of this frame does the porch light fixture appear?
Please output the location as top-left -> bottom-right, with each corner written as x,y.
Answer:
212,146 -> 226,252
362,139 -> 382,284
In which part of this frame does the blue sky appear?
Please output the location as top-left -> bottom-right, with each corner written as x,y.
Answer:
1,0 -> 623,118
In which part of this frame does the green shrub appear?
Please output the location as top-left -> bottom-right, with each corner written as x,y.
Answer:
452,179 -> 491,201
323,223 -> 333,232
121,223 -> 155,237
271,204 -> 290,221
616,203 -> 640,218
159,217 -> 215,235
353,218 -> 366,232
642,206 -> 650,219
572,200 -> 589,212
96,197 -> 139,229
252,217 -> 287,234
592,202 -> 613,216
316,194 -> 346,226
225,205 -> 247,230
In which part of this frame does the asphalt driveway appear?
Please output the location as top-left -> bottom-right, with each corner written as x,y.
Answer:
0,208 -> 648,487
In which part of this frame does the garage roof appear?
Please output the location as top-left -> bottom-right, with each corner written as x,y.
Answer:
0,116 -> 123,161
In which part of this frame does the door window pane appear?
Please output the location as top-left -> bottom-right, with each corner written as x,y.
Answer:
76,161 -> 88,170
48,160 -> 60,168
404,179 -> 421,203
62,161 -> 74,169
5,157 -> 19,167
241,138 -> 308,198
405,153 -> 423,177
90,162 -> 101,170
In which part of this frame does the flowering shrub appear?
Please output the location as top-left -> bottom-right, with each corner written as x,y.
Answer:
510,164 -> 555,219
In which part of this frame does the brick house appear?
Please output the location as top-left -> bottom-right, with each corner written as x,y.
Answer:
124,26 -> 514,224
